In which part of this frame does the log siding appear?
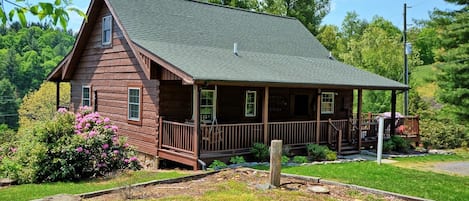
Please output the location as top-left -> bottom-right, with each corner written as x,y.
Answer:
70,5 -> 159,155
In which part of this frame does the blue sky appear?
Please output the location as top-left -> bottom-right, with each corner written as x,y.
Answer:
2,0 -> 462,32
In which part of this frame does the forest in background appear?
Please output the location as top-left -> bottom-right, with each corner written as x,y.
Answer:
0,0 -> 467,148
0,22 -> 74,128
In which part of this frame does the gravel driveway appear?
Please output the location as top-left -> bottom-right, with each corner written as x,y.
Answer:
434,162 -> 469,176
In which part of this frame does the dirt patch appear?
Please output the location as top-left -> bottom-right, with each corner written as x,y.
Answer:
86,168 -> 406,201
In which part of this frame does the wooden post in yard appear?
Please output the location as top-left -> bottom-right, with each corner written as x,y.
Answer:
269,140 -> 282,187
56,81 -> 60,110
193,85 -> 200,170
357,89 -> 363,150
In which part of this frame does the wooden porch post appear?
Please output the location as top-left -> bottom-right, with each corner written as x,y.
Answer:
357,89 -> 363,149
316,89 -> 321,144
56,81 -> 60,110
263,86 -> 269,145
390,90 -> 397,136
193,85 -> 200,170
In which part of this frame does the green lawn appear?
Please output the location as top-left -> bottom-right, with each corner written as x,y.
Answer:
254,154 -> 469,201
0,170 -> 190,201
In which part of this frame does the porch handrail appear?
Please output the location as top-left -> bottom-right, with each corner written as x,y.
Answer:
328,118 -> 343,154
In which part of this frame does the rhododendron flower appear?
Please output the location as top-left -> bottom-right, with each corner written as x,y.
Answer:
130,156 -> 138,162
85,149 -> 90,154
57,108 -> 68,113
104,117 -> 110,123
113,150 -> 119,154
10,147 -> 17,153
88,130 -> 97,138
101,153 -> 107,158
76,147 -> 83,152
124,159 -> 130,163
111,125 -> 118,132
102,144 -> 109,149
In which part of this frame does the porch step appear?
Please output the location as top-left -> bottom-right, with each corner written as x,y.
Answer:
340,150 -> 361,155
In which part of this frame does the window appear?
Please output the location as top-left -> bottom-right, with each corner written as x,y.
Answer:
82,86 -> 91,107
321,92 -> 334,114
128,88 -> 141,121
102,15 -> 112,46
200,89 -> 215,122
245,90 -> 257,117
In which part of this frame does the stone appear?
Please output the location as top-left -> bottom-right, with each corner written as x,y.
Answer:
0,178 -> 16,186
33,194 -> 81,201
256,183 -> 275,190
308,186 -> 330,194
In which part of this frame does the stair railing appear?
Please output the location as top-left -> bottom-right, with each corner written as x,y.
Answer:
327,118 -> 343,154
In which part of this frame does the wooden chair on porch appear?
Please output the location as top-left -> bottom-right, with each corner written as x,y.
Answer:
201,119 -> 224,150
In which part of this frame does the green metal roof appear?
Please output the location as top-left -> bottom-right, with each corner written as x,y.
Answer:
108,0 -> 407,89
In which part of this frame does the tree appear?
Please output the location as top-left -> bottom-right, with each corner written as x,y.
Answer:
434,1 -> 469,122
316,24 -> 340,56
0,79 -> 19,128
18,82 -> 70,129
263,0 -> 331,35
0,0 -> 86,30
208,0 -> 260,10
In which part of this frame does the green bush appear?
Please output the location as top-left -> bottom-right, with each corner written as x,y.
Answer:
420,119 -> 468,149
306,144 -> 326,161
0,107 -> 141,183
383,140 -> 395,153
391,136 -> 411,153
292,156 -> 308,163
281,155 -> 290,164
250,143 -> 269,162
325,150 -> 337,161
229,156 -> 246,164
209,160 -> 227,169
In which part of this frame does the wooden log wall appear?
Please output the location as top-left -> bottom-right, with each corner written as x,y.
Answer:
70,6 -> 159,155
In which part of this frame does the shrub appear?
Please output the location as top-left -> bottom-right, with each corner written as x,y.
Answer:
383,140 -> 395,153
0,107 -> 142,183
292,156 -> 308,163
306,144 -> 326,161
325,150 -> 337,161
391,135 -> 411,153
229,156 -> 246,164
281,155 -> 290,164
250,143 -> 269,162
209,160 -> 227,169
420,119 -> 468,149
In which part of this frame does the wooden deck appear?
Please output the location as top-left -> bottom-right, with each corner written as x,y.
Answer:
157,115 -> 420,169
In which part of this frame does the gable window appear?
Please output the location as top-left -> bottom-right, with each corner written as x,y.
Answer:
200,89 -> 215,122
128,87 -> 141,121
245,90 -> 256,117
102,15 -> 112,46
82,86 -> 91,107
321,92 -> 334,114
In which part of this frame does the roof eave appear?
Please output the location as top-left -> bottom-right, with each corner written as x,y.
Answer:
194,79 -> 408,90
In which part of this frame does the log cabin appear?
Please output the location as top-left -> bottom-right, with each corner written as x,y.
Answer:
47,0 -> 419,170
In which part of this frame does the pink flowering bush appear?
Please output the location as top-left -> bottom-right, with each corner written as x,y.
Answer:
1,106 -> 141,183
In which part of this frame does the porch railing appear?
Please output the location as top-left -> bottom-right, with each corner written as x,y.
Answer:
268,121 -> 317,145
201,123 -> 263,152
160,120 -> 195,156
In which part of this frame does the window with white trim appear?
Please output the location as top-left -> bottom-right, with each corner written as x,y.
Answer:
128,88 -> 141,121
102,15 -> 112,46
245,90 -> 256,117
200,89 -> 215,122
82,86 -> 91,107
321,92 -> 334,114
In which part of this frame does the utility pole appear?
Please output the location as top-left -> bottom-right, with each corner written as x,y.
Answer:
403,3 -> 409,116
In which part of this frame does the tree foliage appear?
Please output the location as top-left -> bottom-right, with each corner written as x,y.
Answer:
433,1 -> 469,123
18,82 -> 71,129
0,0 -> 86,30
0,24 -> 74,129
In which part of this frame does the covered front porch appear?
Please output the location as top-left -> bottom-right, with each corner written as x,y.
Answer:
155,80 -> 409,169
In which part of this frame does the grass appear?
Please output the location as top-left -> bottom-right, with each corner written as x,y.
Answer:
0,170 -> 190,201
253,154 -> 469,201
412,64 -> 439,98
